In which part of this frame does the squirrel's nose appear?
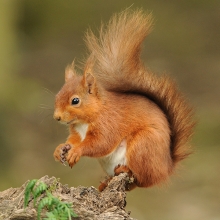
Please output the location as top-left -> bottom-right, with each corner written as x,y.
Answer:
55,116 -> 61,121
53,112 -> 62,121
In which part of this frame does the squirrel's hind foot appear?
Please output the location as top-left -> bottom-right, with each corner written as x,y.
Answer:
114,165 -> 136,191
98,165 -> 136,192
114,164 -> 131,176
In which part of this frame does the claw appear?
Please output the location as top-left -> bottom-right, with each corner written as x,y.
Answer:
62,161 -> 67,166
67,151 -> 81,168
60,156 -> 67,165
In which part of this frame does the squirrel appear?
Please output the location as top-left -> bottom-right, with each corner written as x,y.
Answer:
53,9 -> 194,191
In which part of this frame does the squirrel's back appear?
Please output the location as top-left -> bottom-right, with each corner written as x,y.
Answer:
84,9 -> 194,166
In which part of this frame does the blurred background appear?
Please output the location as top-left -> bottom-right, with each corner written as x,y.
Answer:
0,0 -> 219,219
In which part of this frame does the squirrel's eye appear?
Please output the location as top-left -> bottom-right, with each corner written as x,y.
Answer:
71,97 -> 80,105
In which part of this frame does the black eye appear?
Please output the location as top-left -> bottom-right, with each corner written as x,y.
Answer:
71,97 -> 80,105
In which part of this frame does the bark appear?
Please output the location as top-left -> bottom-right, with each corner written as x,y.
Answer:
0,173 -> 136,220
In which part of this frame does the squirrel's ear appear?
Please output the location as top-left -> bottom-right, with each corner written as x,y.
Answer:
83,72 -> 96,94
65,62 -> 76,82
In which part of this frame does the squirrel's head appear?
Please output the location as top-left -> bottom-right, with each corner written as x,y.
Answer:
54,64 -> 101,125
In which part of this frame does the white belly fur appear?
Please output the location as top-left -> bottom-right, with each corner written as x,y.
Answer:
98,139 -> 127,176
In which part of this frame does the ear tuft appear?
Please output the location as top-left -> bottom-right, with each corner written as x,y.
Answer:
85,73 -> 95,94
65,61 -> 76,82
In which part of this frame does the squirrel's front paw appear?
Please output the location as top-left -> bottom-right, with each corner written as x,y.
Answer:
53,143 -> 72,165
66,148 -> 81,168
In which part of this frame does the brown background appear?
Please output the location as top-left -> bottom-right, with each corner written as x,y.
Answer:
0,1 -> 219,219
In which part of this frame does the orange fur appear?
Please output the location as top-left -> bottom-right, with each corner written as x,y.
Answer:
53,9 -> 194,189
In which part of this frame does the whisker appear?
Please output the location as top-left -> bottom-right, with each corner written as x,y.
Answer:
39,104 -> 53,110
43,87 -> 55,97
39,113 -> 53,124
38,104 -> 53,121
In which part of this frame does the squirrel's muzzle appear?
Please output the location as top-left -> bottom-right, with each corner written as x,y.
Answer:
53,111 -> 62,121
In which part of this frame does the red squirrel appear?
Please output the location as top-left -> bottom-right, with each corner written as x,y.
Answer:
53,10 -> 194,191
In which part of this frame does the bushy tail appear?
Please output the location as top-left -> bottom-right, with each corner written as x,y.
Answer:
84,9 -> 194,165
